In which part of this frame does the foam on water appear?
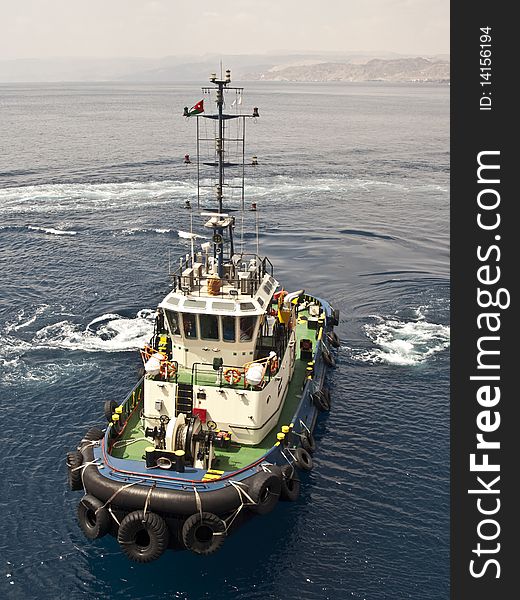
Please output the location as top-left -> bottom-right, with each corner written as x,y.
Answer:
33,309 -> 155,353
0,175 -> 442,218
0,180 -> 193,215
4,305 -> 51,333
115,227 -> 174,236
0,308 -> 155,384
27,226 -> 78,236
347,308 -> 450,366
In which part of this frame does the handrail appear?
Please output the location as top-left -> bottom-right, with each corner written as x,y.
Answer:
191,361 -> 272,389
169,252 -> 274,296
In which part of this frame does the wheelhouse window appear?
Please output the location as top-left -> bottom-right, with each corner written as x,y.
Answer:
164,309 -> 181,336
239,315 -> 257,341
199,314 -> 219,340
182,313 -> 197,338
221,316 -> 236,342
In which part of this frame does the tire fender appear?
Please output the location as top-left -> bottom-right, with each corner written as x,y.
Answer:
294,447 -> 313,471
117,510 -> 169,563
77,494 -> 110,540
322,347 -> 336,368
247,471 -> 282,515
66,450 -> 83,491
280,464 -> 301,501
182,512 -> 226,555
301,431 -> 317,454
103,400 -> 117,423
312,389 -> 331,412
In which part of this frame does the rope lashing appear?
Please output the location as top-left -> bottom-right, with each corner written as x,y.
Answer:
143,482 -> 156,521
95,479 -> 147,516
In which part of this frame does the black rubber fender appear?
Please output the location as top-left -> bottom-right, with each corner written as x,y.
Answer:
327,331 -> 340,348
294,447 -> 313,471
280,464 -> 300,501
301,431 -> 317,454
66,450 -> 83,491
312,389 -> 331,412
181,512 -> 226,555
247,470 -> 281,515
103,400 -> 117,423
77,494 -> 110,540
83,426 -> 105,442
80,443 -> 257,517
117,510 -> 169,563
322,347 -> 336,368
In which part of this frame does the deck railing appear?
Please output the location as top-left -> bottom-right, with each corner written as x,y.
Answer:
191,361 -> 273,389
169,253 -> 274,298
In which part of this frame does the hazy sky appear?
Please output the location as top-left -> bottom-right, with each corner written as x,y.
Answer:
0,0 -> 449,60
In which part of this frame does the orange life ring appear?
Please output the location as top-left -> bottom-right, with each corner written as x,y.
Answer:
141,344 -> 165,363
161,361 -> 177,379
223,368 -> 242,385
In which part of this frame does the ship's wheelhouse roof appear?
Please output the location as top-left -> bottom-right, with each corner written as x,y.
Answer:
159,273 -> 278,317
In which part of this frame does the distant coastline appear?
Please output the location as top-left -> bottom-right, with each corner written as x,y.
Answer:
0,53 -> 449,83
243,58 -> 449,83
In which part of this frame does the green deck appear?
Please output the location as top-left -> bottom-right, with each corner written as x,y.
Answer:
111,311 -> 318,471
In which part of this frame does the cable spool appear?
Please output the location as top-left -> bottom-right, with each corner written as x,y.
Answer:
166,414 -> 202,466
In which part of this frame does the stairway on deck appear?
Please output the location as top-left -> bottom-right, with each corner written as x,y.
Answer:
176,382 -> 194,416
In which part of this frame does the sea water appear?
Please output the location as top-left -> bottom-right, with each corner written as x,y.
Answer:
0,81 -> 449,599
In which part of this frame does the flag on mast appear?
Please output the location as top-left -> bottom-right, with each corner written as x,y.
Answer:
185,99 -> 204,117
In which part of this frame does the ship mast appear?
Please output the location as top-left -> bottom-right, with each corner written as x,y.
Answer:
198,69 -> 259,279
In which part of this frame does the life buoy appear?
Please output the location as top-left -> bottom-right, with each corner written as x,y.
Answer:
223,368 -> 242,385
117,510 -> 169,563
322,347 -> 336,368
182,512 -> 226,555
247,471 -> 282,515
327,331 -> 340,348
161,361 -> 177,379
66,450 -> 83,491
301,431 -> 317,454
141,344 -> 160,362
294,447 -> 313,471
280,464 -> 300,501
312,389 -> 331,412
77,494 -> 110,540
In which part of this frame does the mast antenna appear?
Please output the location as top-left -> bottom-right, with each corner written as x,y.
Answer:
195,68 -> 259,277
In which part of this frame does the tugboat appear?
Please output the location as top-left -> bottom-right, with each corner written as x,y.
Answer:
66,70 -> 340,563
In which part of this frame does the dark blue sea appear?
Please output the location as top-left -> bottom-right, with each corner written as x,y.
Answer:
0,81 -> 449,599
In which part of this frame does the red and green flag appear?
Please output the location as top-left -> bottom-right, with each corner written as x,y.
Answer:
185,99 -> 204,117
